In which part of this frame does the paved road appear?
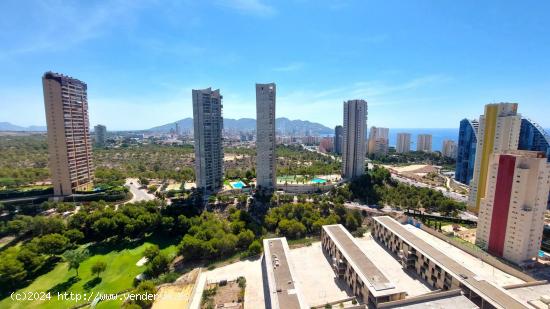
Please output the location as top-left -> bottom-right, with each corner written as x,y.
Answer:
125,178 -> 156,204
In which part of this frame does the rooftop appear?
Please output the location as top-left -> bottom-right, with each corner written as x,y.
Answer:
374,216 -> 528,309
379,290 -> 478,309
323,224 -> 403,297
263,238 -> 307,309
507,283 -> 550,308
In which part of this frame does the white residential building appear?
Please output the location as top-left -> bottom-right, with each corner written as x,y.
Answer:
396,133 -> 411,153
192,87 -> 224,193
476,150 -> 550,265
416,134 -> 432,152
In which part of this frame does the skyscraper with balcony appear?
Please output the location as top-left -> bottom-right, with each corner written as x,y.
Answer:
367,126 -> 389,155
94,124 -> 107,147
255,83 -> 276,190
475,150 -> 549,264
396,133 -> 411,153
468,103 -> 521,213
192,88 -> 224,193
42,72 -> 94,196
455,119 -> 479,185
342,100 -> 368,179
334,125 -> 343,155
416,134 -> 432,152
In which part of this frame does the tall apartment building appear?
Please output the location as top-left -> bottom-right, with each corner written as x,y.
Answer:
396,133 -> 411,153
319,137 -> 333,153
342,100 -> 368,179
468,103 -> 521,213
475,150 -> 550,264
367,126 -> 389,155
442,139 -> 457,158
519,118 -> 550,161
175,122 -> 181,137
455,119 -> 479,185
334,125 -> 343,155
416,134 -> 432,152
192,88 -> 224,193
94,124 -> 107,147
255,83 -> 276,190
42,72 -> 94,196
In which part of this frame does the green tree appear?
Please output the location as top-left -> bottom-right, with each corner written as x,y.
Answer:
0,255 -> 27,289
237,229 -> 255,249
16,247 -> 45,272
64,249 -> 89,277
129,280 -> 157,308
247,240 -> 262,256
145,253 -> 170,277
63,229 -> 85,244
34,233 -> 69,256
91,260 -> 107,278
278,219 -> 306,239
143,245 -> 160,261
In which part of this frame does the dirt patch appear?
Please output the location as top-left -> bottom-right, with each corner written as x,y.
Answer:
202,279 -> 244,309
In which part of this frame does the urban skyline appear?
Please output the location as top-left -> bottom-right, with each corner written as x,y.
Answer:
1,1 -> 550,130
2,2 -> 550,308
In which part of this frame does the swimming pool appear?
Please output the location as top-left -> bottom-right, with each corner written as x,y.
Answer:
231,181 -> 246,189
311,178 -> 327,184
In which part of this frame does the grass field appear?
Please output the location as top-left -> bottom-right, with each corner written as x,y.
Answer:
0,235 -> 178,309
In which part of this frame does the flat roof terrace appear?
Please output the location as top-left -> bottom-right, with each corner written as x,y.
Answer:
374,216 -> 527,309
323,224 -> 401,297
263,238 -> 308,309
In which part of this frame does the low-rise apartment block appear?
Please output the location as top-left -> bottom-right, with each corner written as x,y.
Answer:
372,216 -> 528,309
321,224 -> 406,307
263,237 -> 308,309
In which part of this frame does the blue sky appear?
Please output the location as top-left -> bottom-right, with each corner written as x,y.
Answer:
1,0 -> 549,130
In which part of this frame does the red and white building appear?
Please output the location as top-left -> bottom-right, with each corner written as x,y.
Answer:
476,150 -> 550,264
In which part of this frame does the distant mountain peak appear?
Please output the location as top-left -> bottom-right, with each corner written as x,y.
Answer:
0,122 -> 46,132
148,117 -> 333,135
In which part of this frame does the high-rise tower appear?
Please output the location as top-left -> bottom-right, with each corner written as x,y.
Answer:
476,150 -> 549,264
334,125 -> 343,155
43,72 -> 94,196
192,88 -> 224,193
396,133 -> 411,153
255,83 -> 276,190
416,134 -> 432,152
94,124 -> 107,147
468,103 -> 521,213
342,100 -> 368,179
367,127 -> 389,155
455,119 -> 479,185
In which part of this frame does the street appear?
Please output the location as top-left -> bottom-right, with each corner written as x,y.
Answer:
124,178 -> 156,204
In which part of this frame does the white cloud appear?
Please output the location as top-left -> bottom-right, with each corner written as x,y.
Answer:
215,0 -> 276,17
0,0 -> 144,58
272,62 -> 304,72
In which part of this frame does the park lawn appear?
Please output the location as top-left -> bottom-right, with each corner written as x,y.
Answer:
0,236 -> 178,309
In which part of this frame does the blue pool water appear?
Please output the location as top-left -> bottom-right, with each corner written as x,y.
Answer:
311,178 -> 327,184
231,181 -> 246,189
539,250 -> 545,258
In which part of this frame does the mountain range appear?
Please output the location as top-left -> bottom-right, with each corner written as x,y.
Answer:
148,117 -> 334,135
0,118 -> 334,135
0,122 -> 47,132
